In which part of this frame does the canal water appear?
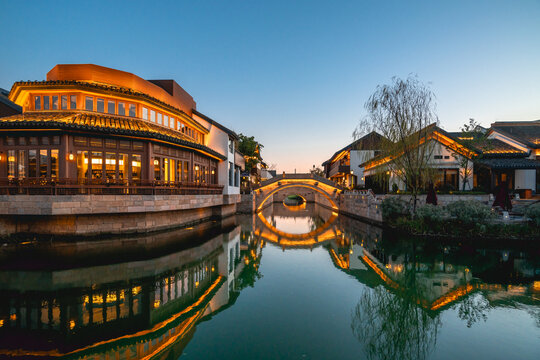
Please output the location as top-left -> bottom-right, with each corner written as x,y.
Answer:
0,202 -> 538,360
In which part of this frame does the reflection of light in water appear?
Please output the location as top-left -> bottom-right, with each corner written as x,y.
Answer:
265,203 -> 329,234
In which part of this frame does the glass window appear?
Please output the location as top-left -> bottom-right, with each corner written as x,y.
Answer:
105,139 -> 117,148
118,102 -> 125,116
105,153 -> 116,181
118,154 -> 128,182
51,150 -> 58,179
131,154 -> 141,182
129,104 -> 136,117
18,150 -> 26,178
154,158 -> 161,181
91,152 -> 103,180
170,117 -> 175,129
107,100 -> 115,114
52,136 -> 60,145
97,98 -> 104,113
40,150 -> 48,178
70,95 -> 77,109
157,113 -> 162,125
119,140 -> 130,150
77,151 -> 88,183
29,137 -> 38,145
164,115 -> 169,127
184,161 -> 189,182
142,107 -> 148,120
7,150 -> 15,179
150,110 -> 156,122
90,138 -> 103,147
28,150 -> 37,178
133,141 -> 143,151
177,161 -> 183,182
18,137 -> 26,146
85,97 -> 93,111
74,136 -> 87,146
43,96 -> 50,110
52,96 -> 58,110
34,96 -> 41,110
163,158 -> 169,182
61,95 -> 68,109
41,136 -> 50,145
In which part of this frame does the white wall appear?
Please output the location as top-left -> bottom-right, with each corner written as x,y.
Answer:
351,150 -> 375,187
515,169 -> 536,190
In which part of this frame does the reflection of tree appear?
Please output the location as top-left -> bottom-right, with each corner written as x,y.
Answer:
351,272 -> 441,360
308,215 -> 325,231
457,293 -> 490,328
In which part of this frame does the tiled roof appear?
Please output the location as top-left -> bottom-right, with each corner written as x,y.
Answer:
490,121 -> 540,149
476,158 -> 540,170
322,131 -> 385,166
446,132 -> 528,157
9,80 -> 208,134
0,111 -> 226,160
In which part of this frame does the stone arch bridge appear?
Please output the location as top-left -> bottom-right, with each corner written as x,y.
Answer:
253,173 -> 343,212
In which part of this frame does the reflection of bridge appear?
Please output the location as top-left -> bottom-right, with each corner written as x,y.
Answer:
254,173 -> 343,212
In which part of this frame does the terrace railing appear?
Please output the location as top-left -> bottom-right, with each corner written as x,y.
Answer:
0,178 -> 224,196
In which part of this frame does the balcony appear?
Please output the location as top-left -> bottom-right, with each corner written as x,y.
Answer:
328,164 -> 350,178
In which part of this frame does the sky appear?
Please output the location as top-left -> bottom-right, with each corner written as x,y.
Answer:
1,0 -> 539,172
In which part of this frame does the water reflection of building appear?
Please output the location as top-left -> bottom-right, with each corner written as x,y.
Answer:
0,221 -> 260,359
327,228 -> 540,314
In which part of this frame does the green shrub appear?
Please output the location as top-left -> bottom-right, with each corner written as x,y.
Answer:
524,202 -> 540,226
416,204 -> 449,223
446,200 -> 494,225
381,197 -> 410,221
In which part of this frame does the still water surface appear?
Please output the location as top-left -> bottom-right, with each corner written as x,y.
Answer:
0,203 -> 538,359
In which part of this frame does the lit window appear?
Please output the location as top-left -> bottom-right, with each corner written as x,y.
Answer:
164,115 -> 169,127
107,100 -> 115,114
70,95 -> 77,109
151,110 -> 156,122
61,95 -> 68,109
170,117 -> 175,129
52,95 -> 58,110
34,96 -> 41,110
43,96 -> 50,110
118,102 -> 125,116
142,107 -> 148,120
97,98 -> 104,113
157,113 -> 162,125
129,104 -> 136,117
85,97 -> 93,111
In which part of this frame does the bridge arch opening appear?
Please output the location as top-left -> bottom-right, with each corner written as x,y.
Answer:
256,184 -> 339,212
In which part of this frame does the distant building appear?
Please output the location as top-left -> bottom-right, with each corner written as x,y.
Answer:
322,131 -> 385,188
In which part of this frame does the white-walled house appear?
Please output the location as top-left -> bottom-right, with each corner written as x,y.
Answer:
193,110 -> 245,195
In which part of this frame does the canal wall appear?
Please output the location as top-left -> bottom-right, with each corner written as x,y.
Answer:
0,194 -> 240,237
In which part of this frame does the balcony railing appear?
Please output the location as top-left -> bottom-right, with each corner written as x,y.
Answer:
0,178 -> 224,196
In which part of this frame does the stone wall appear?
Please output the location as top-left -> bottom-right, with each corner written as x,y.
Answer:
0,194 -> 240,237
381,193 -> 491,206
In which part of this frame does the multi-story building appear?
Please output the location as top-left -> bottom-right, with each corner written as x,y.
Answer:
0,64 -> 244,195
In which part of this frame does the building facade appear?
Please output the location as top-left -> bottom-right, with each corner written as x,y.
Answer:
0,64 -> 244,195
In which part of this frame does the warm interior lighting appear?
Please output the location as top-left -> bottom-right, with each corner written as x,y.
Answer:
69,320 -> 76,330
132,286 -> 142,295
211,170 -> 215,174
68,152 -> 74,161
131,161 -> 141,167
91,158 -> 102,165
154,300 -> 160,308
153,159 -> 159,165
195,165 -> 199,171
8,156 -> 15,162
195,281 -> 199,287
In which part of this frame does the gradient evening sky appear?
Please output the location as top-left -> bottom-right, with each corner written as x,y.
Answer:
1,0 -> 539,172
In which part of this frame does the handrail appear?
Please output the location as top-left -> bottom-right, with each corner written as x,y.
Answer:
0,178 -> 224,195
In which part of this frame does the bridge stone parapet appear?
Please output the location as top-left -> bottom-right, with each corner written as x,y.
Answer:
253,173 -> 343,212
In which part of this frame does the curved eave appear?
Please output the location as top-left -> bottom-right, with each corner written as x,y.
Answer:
9,81 -> 209,135
0,115 -> 226,161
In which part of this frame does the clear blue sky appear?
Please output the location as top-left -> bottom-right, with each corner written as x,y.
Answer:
1,0 -> 539,172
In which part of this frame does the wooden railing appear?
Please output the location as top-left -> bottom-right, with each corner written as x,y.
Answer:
0,178 -> 224,195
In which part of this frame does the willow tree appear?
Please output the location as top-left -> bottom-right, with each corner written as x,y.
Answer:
356,76 -> 439,212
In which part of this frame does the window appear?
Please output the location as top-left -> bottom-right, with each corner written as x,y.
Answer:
74,136 -> 87,146
34,96 -> 41,110
133,141 -> 143,151
106,153 -> 116,181
228,139 -> 234,153
97,98 -> 104,113
229,162 -> 234,186
129,104 -> 136,117
18,150 -> 26,178
154,158 -> 161,180
70,95 -> 77,109
177,161 -> 183,182
118,102 -> 125,116
52,96 -> 58,110
61,95 -> 68,110
40,150 -> 48,177
444,155 -> 450,159
107,100 -> 115,114
131,154 -> 141,182
105,139 -> 117,148
119,140 -> 130,150
43,96 -> 50,110
28,150 -> 37,178
434,155 -> 443,159
157,113 -> 162,125
142,107 -> 148,120
183,161 -> 189,182
151,110 -> 156,122
90,138 -> 103,147
170,117 -> 175,129
7,150 -> 15,179
77,151 -> 88,183
164,115 -> 169,127
91,152 -> 103,180
85,96 -> 93,111
118,153 -> 128,182
51,150 -> 58,178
